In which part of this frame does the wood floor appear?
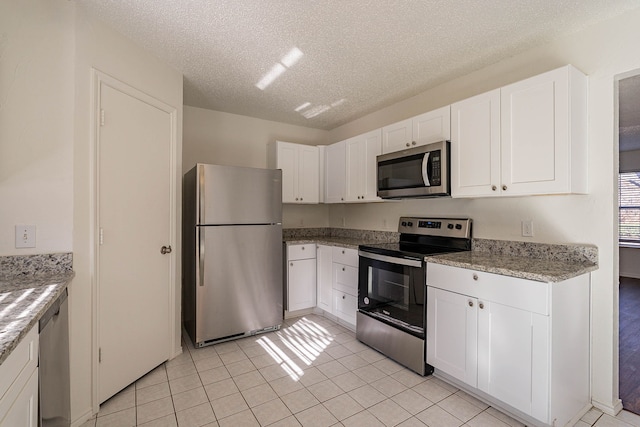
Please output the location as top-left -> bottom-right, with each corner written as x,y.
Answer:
619,276 -> 640,415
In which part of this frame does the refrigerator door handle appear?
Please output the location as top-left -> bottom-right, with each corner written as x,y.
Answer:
198,229 -> 205,287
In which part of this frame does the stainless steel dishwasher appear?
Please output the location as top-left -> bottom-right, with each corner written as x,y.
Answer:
39,288 -> 70,427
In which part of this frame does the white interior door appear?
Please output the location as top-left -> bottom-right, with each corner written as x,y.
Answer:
97,81 -> 173,403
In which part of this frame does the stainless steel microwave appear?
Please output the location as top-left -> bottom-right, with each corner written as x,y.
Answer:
377,140 -> 450,199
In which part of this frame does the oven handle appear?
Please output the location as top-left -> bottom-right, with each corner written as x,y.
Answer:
358,250 -> 423,268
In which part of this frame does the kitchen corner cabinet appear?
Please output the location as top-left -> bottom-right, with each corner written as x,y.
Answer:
268,140 -> 320,204
324,141 -> 346,203
427,263 -> 590,426
316,245 -> 333,313
286,244 -> 317,311
345,129 -> 382,202
332,247 -> 359,326
451,65 -> 587,198
382,106 -> 451,154
0,325 -> 39,426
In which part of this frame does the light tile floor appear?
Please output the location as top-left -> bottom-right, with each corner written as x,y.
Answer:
80,314 -> 640,427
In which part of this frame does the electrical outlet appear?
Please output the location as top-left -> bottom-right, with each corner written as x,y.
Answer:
521,220 -> 533,237
342,217 -> 346,227
15,225 -> 36,248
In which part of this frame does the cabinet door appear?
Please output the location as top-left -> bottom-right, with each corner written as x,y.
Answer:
277,141 -> 299,203
345,136 -> 364,202
477,300 -> 549,418
501,67 -> 569,195
297,145 -> 320,203
451,89 -> 501,198
325,141 -> 346,203
288,258 -> 317,311
426,287 -> 478,387
413,106 -> 451,147
382,118 -> 413,154
0,368 -> 38,427
361,129 -> 382,201
316,245 -> 333,313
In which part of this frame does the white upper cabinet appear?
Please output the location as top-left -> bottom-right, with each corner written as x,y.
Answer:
268,140 -> 320,203
382,106 -> 451,154
451,65 -> 588,198
451,89 -> 501,197
345,129 -> 382,202
324,141 -> 346,203
501,65 -> 587,195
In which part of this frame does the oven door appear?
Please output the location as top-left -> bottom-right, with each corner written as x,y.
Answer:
358,251 -> 425,338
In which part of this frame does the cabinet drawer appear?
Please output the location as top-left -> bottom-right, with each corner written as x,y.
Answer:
332,263 -> 358,295
332,247 -> 358,267
0,325 -> 38,402
287,244 -> 316,260
334,292 -> 357,325
427,263 -> 549,315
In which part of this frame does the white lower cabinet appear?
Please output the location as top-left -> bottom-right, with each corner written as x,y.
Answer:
427,263 -> 589,427
332,247 -> 359,326
286,244 -> 317,312
316,244 -> 333,313
0,325 -> 39,427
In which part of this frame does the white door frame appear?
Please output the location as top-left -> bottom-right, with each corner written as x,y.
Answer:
89,69 -> 179,411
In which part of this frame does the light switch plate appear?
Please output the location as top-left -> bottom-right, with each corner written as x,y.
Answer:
15,225 -> 36,248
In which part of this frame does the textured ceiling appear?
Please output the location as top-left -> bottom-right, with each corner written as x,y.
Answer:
77,0 -> 640,130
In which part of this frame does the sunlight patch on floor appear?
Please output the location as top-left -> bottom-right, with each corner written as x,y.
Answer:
257,316 -> 334,381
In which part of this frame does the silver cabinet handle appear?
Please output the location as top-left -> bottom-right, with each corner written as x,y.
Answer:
290,262 -> 293,267
342,295 -> 345,299
468,300 -> 474,307
411,141 -> 417,145
502,185 -> 507,191
161,245 -> 172,254
342,250 -> 345,254
406,142 -> 410,147
342,267 -> 345,271
301,246 -> 305,250
473,274 -> 478,281
479,302 -> 485,309
300,198 -> 303,201
295,197 -> 299,201
492,185 -> 497,191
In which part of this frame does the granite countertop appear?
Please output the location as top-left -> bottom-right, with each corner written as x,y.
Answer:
425,251 -> 597,283
0,253 -> 74,366
283,236 -> 375,250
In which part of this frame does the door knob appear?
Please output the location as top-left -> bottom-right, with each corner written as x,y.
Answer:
161,245 -> 172,254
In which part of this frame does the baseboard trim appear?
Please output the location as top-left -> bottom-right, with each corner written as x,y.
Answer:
71,408 -> 95,427
592,398 -> 624,416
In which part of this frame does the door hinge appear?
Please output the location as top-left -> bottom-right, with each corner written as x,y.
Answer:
99,228 -> 104,245
100,109 -> 105,126
99,347 -> 102,363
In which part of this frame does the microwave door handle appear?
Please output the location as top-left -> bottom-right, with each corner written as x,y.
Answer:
422,152 -> 431,186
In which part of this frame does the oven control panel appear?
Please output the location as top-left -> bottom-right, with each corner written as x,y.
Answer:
398,217 -> 472,238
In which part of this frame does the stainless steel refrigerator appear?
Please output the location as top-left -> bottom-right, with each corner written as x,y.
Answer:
183,163 -> 283,347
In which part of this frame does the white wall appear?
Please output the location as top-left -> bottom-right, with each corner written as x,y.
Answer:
327,9 -> 640,414
183,106 -> 330,228
73,6 -> 183,424
0,0 -> 75,256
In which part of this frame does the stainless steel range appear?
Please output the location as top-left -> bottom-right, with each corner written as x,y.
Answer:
357,217 -> 472,375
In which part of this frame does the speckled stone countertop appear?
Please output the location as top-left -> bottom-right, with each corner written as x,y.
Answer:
283,227 -> 399,250
0,253 -> 73,365
426,239 -> 598,283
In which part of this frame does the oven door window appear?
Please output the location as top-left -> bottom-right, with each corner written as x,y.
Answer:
358,256 -> 425,337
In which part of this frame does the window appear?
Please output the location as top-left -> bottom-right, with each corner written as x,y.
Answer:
619,171 -> 640,243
